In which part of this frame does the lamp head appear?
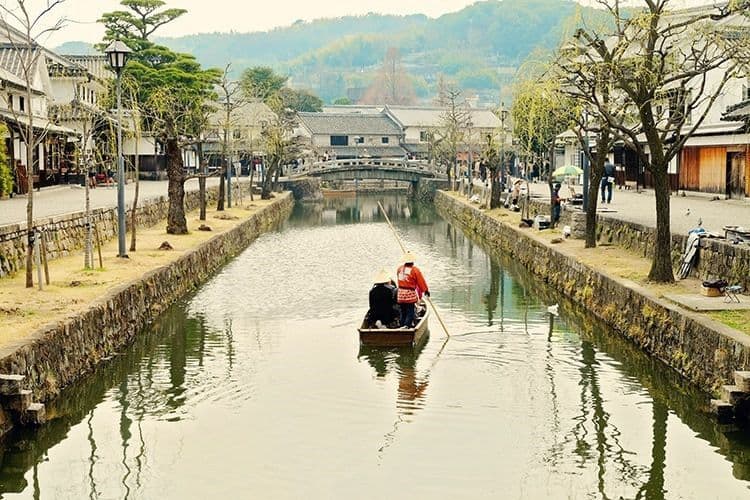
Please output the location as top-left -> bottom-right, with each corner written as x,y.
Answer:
104,40 -> 132,73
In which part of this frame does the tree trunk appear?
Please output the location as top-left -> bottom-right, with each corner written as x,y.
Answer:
648,167 -> 674,282
25,130 -> 34,288
489,168 -> 502,209
129,145 -> 140,251
166,138 -> 188,234
261,161 -> 276,199
585,167 -> 603,248
217,164 -> 225,211
198,141 -> 206,221
84,159 -> 93,269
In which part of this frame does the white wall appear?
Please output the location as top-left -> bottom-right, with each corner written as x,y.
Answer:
123,136 -> 158,156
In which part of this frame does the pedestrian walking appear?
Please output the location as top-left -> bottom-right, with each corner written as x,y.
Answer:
601,161 -> 616,203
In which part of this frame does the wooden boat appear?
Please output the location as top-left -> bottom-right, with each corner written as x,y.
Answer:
358,308 -> 430,347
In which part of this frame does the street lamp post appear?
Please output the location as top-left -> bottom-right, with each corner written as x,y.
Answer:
105,40 -> 132,258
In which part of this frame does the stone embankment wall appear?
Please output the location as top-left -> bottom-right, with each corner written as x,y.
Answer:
0,183 -> 246,277
0,193 -> 294,403
279,178 -> 323,201
435,191 -> 750,395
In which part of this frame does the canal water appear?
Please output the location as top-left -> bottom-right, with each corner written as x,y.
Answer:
1,195 -> 749,499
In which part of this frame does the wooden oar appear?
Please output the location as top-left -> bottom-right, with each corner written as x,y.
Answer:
377,201 -> 451,338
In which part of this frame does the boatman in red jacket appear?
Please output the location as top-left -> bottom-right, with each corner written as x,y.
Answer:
396,251 -> 430,328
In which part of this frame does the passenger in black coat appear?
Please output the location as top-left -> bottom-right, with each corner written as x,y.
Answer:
368,270 -> 399,328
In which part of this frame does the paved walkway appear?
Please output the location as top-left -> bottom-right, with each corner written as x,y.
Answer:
3,176 -> 748,236
525,181 -> 750,237
0,177 -> 253,226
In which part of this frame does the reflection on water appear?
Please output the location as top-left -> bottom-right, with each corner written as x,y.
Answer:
0,194 -> 749,499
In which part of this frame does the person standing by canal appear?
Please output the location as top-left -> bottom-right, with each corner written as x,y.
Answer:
397,251 -> 430,328
552,183 -> 562,228
602,161 -> 616,204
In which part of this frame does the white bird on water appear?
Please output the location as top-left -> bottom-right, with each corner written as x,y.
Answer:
547,304 -> 559,316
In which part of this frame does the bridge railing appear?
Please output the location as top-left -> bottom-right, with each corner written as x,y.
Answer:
289,158 -> 443,177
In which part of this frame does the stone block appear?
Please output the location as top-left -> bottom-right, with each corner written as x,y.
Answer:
3,390 -> 32,412
0,374 -> 25,396
710,399 -> 734,422
734,371 -> 750,392
721,385 -> 747,405
21,403 -> 46,426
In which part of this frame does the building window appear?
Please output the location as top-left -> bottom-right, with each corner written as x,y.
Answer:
354,136 -> 364,144
233,129 -> 242,140
419,130 -> 428,142
19,96 -> 24,112
7,94 -> 12,109
381,137 -> 389,144
743,78 -> 750,101
330,135 -> 348,146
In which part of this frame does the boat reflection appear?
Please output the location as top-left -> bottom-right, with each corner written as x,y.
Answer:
358,335 -> 431,456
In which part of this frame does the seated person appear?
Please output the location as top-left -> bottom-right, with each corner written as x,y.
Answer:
368,269 -> 399,328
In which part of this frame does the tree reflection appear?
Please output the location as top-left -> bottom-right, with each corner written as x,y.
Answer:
635,401 -> 667,500
484,259 -> 500,327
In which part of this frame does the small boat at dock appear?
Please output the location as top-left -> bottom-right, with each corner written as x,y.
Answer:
358,308 -> 430,347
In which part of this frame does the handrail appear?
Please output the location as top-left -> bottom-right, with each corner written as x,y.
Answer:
288,157 -> 444,178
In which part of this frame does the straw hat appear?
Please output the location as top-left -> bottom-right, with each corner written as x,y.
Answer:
373,269 -> 391,284
401,251 -> 416,264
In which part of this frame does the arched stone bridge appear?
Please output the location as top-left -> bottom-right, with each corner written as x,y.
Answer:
289,158 -> 446,183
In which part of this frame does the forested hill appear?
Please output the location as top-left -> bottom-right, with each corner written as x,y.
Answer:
57,0 -> 604,104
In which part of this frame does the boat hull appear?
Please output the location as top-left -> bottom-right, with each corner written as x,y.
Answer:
358,310 -> 430,347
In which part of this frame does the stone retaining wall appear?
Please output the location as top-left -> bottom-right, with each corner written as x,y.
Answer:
435,191 -> 750,395
0,193 -> 294,403
0,183 -> 246,277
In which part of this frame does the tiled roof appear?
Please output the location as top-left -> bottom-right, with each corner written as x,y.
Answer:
330,145 -> 407,158
0,44 -> 38,79
298,112 -> 402,136
723,100 -> 750,122
0,45 -> 45,92
321,105 -> 383,114
385,105 -> 502,129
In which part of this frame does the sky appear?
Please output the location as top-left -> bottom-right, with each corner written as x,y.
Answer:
11,0 -> 713,47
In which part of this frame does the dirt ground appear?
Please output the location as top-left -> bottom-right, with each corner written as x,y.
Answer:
0,200 -> 274,348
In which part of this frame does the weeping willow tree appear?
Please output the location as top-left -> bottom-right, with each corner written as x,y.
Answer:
0,124 -> 11,198
512,69 -> 575,219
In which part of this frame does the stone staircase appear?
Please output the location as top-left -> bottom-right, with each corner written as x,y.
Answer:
710,371 -> 750,423
0,375 -> 46,427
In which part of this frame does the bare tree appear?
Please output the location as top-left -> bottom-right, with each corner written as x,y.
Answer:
435,86 -> 471,190
215,64 -> 246,210
122,75 -> 143,251
360,47 -> 416,105
556,38 -> 622,248
0,0 -> 66,288
260,95 -> 299,200
574,0 -> 750,281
